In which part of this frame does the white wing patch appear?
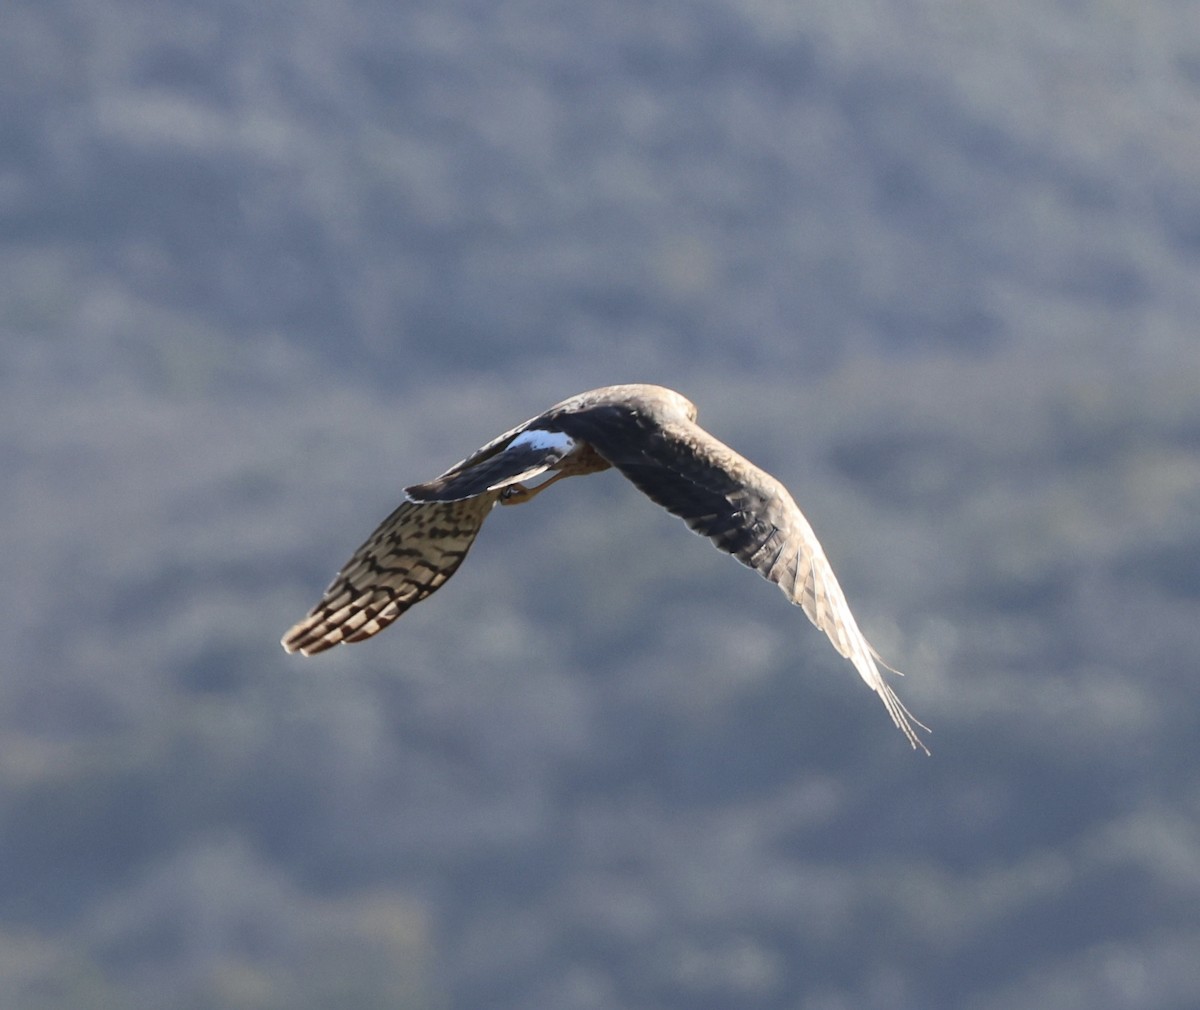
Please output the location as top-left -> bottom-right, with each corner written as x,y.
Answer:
508,428 -> 577,454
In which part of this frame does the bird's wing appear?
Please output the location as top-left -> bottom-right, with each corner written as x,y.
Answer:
405,428 -> 578,502
281,494 -> 496,655
282,409 -> 581,654
559,408 -> 929,753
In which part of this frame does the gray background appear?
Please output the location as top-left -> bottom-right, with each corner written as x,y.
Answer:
3,1 -> 1199,1007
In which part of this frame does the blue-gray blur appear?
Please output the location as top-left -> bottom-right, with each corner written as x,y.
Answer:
3,1 -> 1198,1008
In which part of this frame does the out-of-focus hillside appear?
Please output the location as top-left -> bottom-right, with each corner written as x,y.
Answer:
2,2 -> 1199,1008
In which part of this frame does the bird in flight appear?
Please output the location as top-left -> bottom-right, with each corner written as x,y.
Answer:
282,384 -> 928,752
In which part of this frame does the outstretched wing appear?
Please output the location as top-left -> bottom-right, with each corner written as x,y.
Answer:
558,405 -> 929,753
281,494 -> 496,656
281,412 -> 584,654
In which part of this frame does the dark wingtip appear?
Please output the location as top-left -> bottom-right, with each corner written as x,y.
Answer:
402,482 -> 436,502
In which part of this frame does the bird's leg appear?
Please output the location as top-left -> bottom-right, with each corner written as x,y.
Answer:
499,472 -> 570,506
499,483 -> 531,505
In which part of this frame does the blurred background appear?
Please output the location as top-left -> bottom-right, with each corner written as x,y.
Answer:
3,1 -> 1199,1007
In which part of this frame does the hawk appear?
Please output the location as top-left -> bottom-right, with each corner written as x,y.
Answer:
282,384 -> 929,752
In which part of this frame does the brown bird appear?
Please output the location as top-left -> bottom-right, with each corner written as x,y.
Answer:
281,384 -> 929,753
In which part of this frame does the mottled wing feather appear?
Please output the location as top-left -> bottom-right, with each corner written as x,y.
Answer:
558,407 -> 929,753
280,495 -> 496,656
